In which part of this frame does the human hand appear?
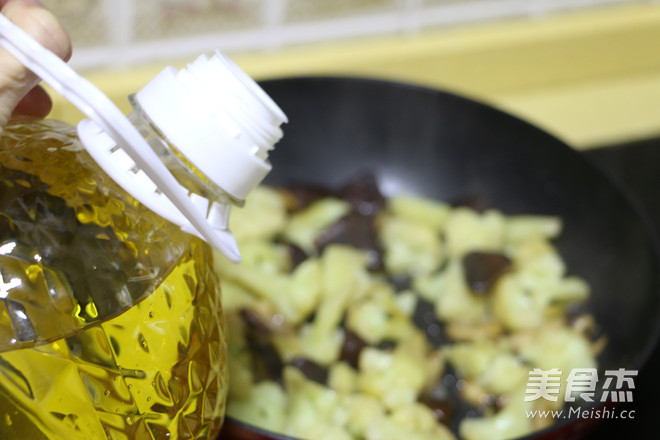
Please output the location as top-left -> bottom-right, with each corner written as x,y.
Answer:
0,0 -> 71,126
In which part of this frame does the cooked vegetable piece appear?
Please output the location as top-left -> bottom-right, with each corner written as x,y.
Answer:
290,356 -> 330,385
444,208 -> 505,257
339,170 -> 386,216
315,212 -> 383,270
229,185 -> 288,241
379,215 -> 443,275
462,251 -> 512,294
280,184 -> 335,212
340,330 -> 370,369
388,195 -> 451,232
284,198 -> 352,254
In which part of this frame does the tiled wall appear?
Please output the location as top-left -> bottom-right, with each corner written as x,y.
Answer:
43,0 -> 649,70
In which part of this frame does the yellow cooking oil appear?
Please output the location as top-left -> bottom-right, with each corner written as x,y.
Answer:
0,118 -> 227,439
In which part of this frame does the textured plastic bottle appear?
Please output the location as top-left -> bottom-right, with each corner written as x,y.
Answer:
0,53 -> 285,440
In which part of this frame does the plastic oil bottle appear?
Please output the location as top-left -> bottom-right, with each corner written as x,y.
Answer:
0,16 -> 287,440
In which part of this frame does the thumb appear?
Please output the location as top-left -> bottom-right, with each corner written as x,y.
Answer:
0,0 -> 71,126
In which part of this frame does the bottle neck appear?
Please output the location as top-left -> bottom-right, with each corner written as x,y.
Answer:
126,94 -> 240,207
74,52 -> 286,261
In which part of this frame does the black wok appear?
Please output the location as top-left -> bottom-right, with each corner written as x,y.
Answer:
220,77 -> 660,440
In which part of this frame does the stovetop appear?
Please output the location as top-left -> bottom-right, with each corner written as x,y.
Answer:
581,139 -> 660,437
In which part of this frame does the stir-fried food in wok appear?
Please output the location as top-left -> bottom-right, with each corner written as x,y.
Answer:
215,173 -> 605,440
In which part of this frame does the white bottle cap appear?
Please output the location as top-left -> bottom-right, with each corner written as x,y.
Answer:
135,51 -> 287,201
0,14 -> 287,263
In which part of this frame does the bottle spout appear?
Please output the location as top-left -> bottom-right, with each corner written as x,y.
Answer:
210,229 -> 242,263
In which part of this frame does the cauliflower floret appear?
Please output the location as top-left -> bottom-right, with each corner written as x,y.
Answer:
387,195 -> 451,232
379,215 -> 444,275
227,381 -> 288,434
224,312 -> 254,400
357,332 -> 431,409
446,341 -> 528,397
235,239 -> 292,274
390,402 -> 443,432
505,215 -> 562,243
296,324 -> 346,365
365,403 -> 455,440
284,198 -> 352,254
512,238 -> 566,280
214,251 -> 323,325
415,260 -> 487,323
492,272 -> 546,331
290,246 -> 371,364
328,362 -> 359,394
511,238 -> 589,306
519,327 -> 597,373
220,280 -> 258,313
315,426 -> 354,440
459,389 -> 534,440
394,289 -> 418,317
229,185 -> 288,241
340,394 -> 386,438
444,208 -> 506,258
318,245 -> 372,315
493,266 -> 589,332
445,341 -> 501,380
287,258 -> 324,323
282,367 -> 348,439
346,283 -> 417,345
479,352 -> 529,396
518,327 -> 597,410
